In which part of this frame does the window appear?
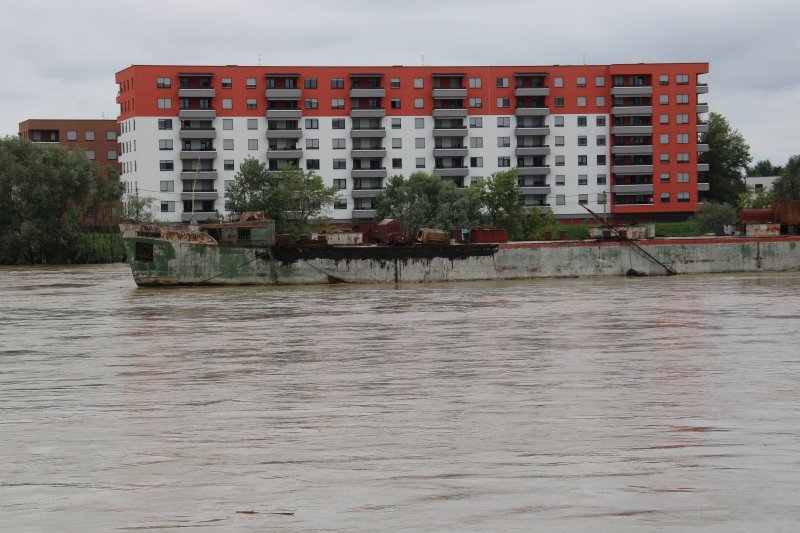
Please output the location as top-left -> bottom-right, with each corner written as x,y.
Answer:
415,157 -> 425,168
469,77 -> 482,89
555,175 -> 565,186
676,114 -> 689,124
332,118 -> 345,129
392,117 -> 402,129
596,135 -> 606,146
224,160 -> 235,171
223,139 -> 234,150
222,78 -> 232,89
660,153 -> 670,163
597,193 -> 607,204
470,137 -> 483,148
246,98 -> 257,109
415,138 -> 425,149
597,174 -> 607,185
660,133 -> 670,144
659,74 -> 669,86
678,192 -> 690,202
414,98 -> 424,108
577,136 -> 587,147
156,77 -> 171,88
497,136 -> 510,148
390,99 -> 401,109
469,97 -> 482,108
578,155 -> 588,166
159,139 -> 173,150
333,159 -> 346,169
469,117 -> 483,128
106,131 -> 117,141
661,192 -> 671,203
496,77 -> 509,88
676,94 -> 689,104
161,201 -> 175,213
677,133 -> 689,144
555,155 -> 565,166
497,117 -> 510,128
85,131 -> 95,141
392,158 -> 402,169
596,96 -> 606,107
470,157 -> 483,168
554,136 -> 564,146
332,98 -> 345,109
305,98 -> 318,109
677,172 -> 690,183
415,118 -> 425,129
333,178 -> 346,189
677,152 -> 690,163
660,94 -> 669,105
158,119 -> 172,130
498,157 -> 511,167
332,138 -> 346,149
302,118 -> 317,130
247,118 -> 258,130
597,155 -> 606,165
107,150 -> 117,160
497,97 -> 510,108
554,77 -> 564,88
660,173 -> 670,183
596,116 -> 606,127
414,78 -> 424,89
578,174 -> 588,185
304,78 -> 317,89
554,96 -> 564,107
160,180 -> 174,192
389,78 -> 400,89
66,130 -> 77,140
392,138 -> 402,149
159,160 -> 173,171
246,78 -> 256,89
577,76 -> 586,87
660,114 -> 669,124
306,138 -> 319,149
578,194 -> 588,205
222,119 -> 233,130
676,74 -> 689,85
577,116 -> 587,127
595,76 -> 605,87
222,98 -> 232,109
556,194 -> 565,205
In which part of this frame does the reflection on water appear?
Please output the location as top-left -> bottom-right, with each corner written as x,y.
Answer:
1,264 -> 799,531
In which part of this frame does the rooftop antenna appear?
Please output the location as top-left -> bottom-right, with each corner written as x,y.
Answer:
258,54 -> 261,66
582,52 -> 587,65
421,54 -> 425,66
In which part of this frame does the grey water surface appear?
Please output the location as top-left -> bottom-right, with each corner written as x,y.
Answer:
1,264 -> 799,531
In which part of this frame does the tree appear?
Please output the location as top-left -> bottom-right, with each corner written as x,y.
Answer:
738,186 -> 775,209
689,202 -> 738,234
124,194 -> 158,223
481,169 -> 522,229
281,164 -> 340,233
0,137 -> 109,264
771,155 -> 800,201
700,112 -> 751,204
748,159 -> 782,177
225,157 -> 292,230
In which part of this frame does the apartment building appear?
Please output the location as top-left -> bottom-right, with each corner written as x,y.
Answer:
115,63 -> 709,224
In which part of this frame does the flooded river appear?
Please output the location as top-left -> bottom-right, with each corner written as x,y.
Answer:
1,264 -> 799,531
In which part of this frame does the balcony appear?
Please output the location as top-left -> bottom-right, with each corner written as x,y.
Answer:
518,186 -> 551,195
611,144 -> 653,155
432,108 -> 468,119
515,107 -> 550,117
265,88 -> 301,100
179,129 -> 216,140
266,129 -> 303,139
181,211 -> 216,222
351,188 -> 384,198
610,86 -> 653,97
516,166 -> 550,176
432,88 -> 467,99
697,163 -> 709,172
178,88 -> 216,98
514,126 -> 550,136
179,109 -> 216,120
697,182 -> 710,191
351,168 -> 388,179
611,125 -> 652,136
349,88 -> 386,98
697,123 -> 709,133
514,87 -> 550,97
612,164 -> 653,175
515,146 -> 550,157
180,190 -> 218,201
351,148 -> 387,158
696,103 -> 709,113
180,170 -> 218,180
432,127 -> 468,137
611,106 -> 652,116
433,167 -> 469,177
179,150 -> 216,160
697,143 -> 710,153
432,147 -> 468,157
352,209 -> 377,219
696,84 -> 709,94
350,109 -> 386,119
612,184 -> 654,195
350,128 -> 386,139
266,109 -> 302,119
266,148 -> 303,159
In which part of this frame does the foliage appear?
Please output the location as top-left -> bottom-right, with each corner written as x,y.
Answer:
124,194 -> 158,223
770,155 -> 800,201
0,137 -> 121,264
699,112 -> 751,205
748,159 -> 782,177
737,186 -> 775,209
481,169 -> 522,229
514,207 -> 557,240
688,201 -> 738,234
281,164 -> 340,233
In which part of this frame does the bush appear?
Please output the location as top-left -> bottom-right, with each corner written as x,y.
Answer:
689,202 -> 738,234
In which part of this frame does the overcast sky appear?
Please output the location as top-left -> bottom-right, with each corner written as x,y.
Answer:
1,0 -> 797,164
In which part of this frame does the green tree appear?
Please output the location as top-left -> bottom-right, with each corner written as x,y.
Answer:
747,159 -> 782,177
225,157 -> 292,230
124,194 -> 158,223
0,137 -> 108,264
699,112 -> 751,204
481,169 -> 522,229
281,164 -> 340,233
689,201 -> 738,234
771,155 -> 800,201
738,186 -> 775,209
